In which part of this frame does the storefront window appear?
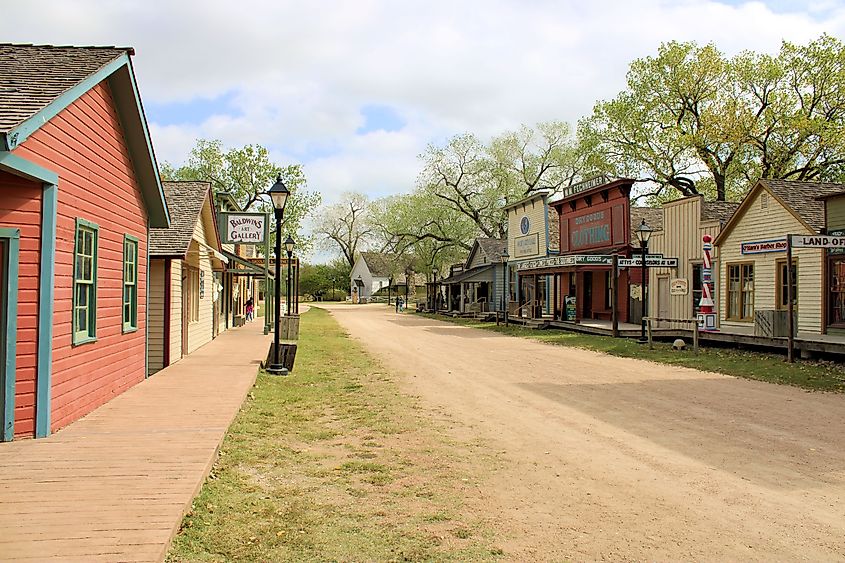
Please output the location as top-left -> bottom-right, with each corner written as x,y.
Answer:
829,258 -> 845,326
776,260 -> 798,310
727,263 -> 754,321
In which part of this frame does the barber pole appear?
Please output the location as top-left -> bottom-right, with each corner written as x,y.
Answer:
698,234 -> 718,331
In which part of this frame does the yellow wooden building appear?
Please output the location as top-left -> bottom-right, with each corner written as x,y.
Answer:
148,181 -> 226,374
647,196 -> 738,328
714,179 -> 845,337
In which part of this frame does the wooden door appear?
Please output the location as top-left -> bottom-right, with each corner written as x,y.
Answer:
0,231 -> 19,442
583,272 -> 593,319
181,266 -> 189,357
657,276 -> 670,328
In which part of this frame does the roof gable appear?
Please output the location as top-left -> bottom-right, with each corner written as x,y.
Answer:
466,237 -> 506,268
0,43 -> 169,228
715,179 -> 845,244
150,181 -> 211,257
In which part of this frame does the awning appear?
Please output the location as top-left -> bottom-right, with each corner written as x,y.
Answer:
198,240 -> 228,264
222,249 -> 271,278
439,264 -> 494,285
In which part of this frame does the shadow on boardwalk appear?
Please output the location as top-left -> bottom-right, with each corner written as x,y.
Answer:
0,320 -> 270,562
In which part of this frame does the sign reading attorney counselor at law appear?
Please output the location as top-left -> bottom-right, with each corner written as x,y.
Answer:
221,212 -> 267,244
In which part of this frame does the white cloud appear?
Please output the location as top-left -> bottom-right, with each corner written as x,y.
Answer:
3,0 -> 845,212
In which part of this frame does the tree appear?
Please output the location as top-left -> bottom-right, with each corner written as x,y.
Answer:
315,192 -> 373,268
161,139 -> 322,250
299,259 -> 351,301
579,35 -> 845,202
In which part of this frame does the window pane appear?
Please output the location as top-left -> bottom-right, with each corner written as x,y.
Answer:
84,230 -> 93,255
76,307 -> 87,332
76,285 -> 87,308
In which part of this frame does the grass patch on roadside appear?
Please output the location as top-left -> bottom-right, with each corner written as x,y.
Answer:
167,307 -> 500,563
419,313 -> 845,393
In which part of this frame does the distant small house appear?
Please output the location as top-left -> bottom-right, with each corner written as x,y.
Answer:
0,44 -> 169,439
439,238 -> 507,313
148,181 -> 227,374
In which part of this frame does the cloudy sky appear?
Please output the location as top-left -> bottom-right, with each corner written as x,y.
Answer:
3,0 -> 844,210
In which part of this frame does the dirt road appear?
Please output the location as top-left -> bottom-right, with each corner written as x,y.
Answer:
321,304 -> 845,561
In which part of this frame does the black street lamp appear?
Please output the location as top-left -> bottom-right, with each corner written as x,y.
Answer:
501,249 -> 509,326
432,267 -> 438,311
634,218 -> 653,342
285,235 -> 295,317
267,175 -> 290,376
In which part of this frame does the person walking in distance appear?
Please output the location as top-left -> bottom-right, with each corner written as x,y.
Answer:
245,297 -> 254,322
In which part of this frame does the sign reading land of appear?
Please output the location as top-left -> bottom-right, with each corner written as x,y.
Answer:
225,213 -> 265,244
791,234 -> 845,248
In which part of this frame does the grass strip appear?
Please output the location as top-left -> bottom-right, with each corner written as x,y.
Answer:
419,313 -> 845,393
167,307 -> 500,562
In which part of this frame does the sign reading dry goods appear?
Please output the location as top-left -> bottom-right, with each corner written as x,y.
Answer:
516,254 -> 613,271
741,239 -> 787,254
223,213 -> 266,244
791,234 -> 845,248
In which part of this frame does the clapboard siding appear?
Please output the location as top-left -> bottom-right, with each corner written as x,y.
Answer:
828,198 -> 845,230
508,198 -> 548,259
147,259 -> 166,374
12,81 -> 149,433
0,171 -> 42,437
717,188 -> 823,334
648,197 -> 724,328
186,214 -> 215,354
170,259 -> 183,365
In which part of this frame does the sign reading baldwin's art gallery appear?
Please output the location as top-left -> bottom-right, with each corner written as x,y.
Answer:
223,213 -> 266,244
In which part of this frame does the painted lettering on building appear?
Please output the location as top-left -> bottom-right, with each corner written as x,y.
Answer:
570,210 -> 611,250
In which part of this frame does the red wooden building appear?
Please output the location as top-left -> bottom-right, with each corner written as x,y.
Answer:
0,44 -> 169,440
515,177 -> 662,323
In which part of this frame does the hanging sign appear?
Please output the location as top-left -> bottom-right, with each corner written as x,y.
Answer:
221,212 -> 266,244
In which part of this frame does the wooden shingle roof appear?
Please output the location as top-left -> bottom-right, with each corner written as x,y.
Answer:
0,43 -> 129,133
149,181 -> 211,257
758,179 -> 845,231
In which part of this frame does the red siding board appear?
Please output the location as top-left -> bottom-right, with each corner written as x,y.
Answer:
0,170 -> 42,437
11,80 -> 150,435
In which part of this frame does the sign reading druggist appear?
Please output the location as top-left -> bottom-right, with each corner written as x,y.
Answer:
224,213 -> 266,244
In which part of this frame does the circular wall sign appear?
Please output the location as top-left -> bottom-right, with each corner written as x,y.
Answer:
520,216 -> 530,235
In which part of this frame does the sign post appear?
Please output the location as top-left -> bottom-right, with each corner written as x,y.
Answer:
786,235 -> 795,363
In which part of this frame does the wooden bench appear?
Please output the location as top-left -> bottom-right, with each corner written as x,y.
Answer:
591,310 -> 612,321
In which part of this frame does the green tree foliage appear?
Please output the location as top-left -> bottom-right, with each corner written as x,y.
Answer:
299,260 -> 351,301
580,34 -> 845,202
372,121 -> 585,276
161,139 -> 322,250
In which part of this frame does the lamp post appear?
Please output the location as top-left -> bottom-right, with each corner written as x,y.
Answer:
267,175 -> 290,376
432,267 -> 438,311
501,249 -> 509,326
285,235 -> 295,317
634,219 -> 653,342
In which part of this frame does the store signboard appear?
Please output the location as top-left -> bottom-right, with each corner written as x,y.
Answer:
222,212 -> 266,244
516,254 -> 613,271
514,234 -> 540,258
670,278 -> 689,295
791,234 -> 845,249
741,238 -> 787,254
620,256 -> 679,268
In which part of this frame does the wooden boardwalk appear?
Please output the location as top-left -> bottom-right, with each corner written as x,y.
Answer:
0,320 -> 270,562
